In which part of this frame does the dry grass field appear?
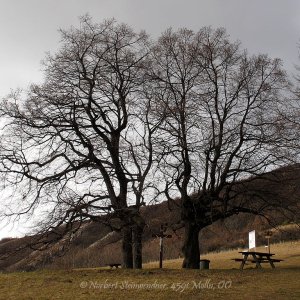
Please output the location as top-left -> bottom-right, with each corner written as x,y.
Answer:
146,239 -> 300,270
0,240 -> 299,300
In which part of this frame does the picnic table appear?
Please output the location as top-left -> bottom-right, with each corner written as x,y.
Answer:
232,251 -> 283,270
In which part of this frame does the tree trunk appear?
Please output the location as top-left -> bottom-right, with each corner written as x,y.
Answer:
132,224 -> 144,269
122,226 -> 133,268
182,221 -> 200,269
132,212 -> 145,269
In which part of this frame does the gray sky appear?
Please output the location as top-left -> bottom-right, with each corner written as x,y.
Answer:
0,0 -> 299,238
0,0 -> 299,98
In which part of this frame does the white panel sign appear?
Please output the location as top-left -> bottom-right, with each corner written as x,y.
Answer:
249,230 -> 256,250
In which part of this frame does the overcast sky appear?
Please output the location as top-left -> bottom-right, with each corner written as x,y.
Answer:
0,0 -> 300,238
1,0 -> 300,99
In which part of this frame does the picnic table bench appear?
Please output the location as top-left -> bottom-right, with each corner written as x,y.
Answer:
106,263 -> 121,269
232,251 -> 283,270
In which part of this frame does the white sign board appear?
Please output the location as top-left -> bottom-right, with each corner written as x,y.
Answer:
249,230 -> 256,250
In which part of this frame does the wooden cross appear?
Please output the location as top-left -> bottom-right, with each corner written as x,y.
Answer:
152,223 -> 172,268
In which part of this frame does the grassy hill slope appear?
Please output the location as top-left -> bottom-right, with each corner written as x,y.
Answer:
0,241 -> 299,300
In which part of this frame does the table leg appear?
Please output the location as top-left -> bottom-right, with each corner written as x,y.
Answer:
252,254 -> 262,269
269,259 -> 275,269
240,254 -> 248,270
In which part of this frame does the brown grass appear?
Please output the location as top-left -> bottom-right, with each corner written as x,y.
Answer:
145,240 -> 300,270
0,240 -> 299,299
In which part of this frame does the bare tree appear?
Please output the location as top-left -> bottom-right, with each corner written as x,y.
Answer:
270,42 -> 300,163
0,17 -> 157,269
150,27 -> 292,268
0,19 -> 296,271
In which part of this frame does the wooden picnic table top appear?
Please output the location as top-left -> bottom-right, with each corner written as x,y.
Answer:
238,251 -> 275,256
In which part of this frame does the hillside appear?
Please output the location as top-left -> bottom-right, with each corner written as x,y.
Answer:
0,164 -> 299,271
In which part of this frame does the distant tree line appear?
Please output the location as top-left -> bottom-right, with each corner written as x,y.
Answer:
0,16 -> 299,269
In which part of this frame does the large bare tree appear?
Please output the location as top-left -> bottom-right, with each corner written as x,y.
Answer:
0,19 -> 296,271
150,27 -> 292,268
0,17 -> 158,269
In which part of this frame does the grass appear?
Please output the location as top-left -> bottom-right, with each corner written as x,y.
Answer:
0,240 -> 299,299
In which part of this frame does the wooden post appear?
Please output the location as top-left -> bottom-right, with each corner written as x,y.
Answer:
159,236 -> 163,268
265,231 -> 272,254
